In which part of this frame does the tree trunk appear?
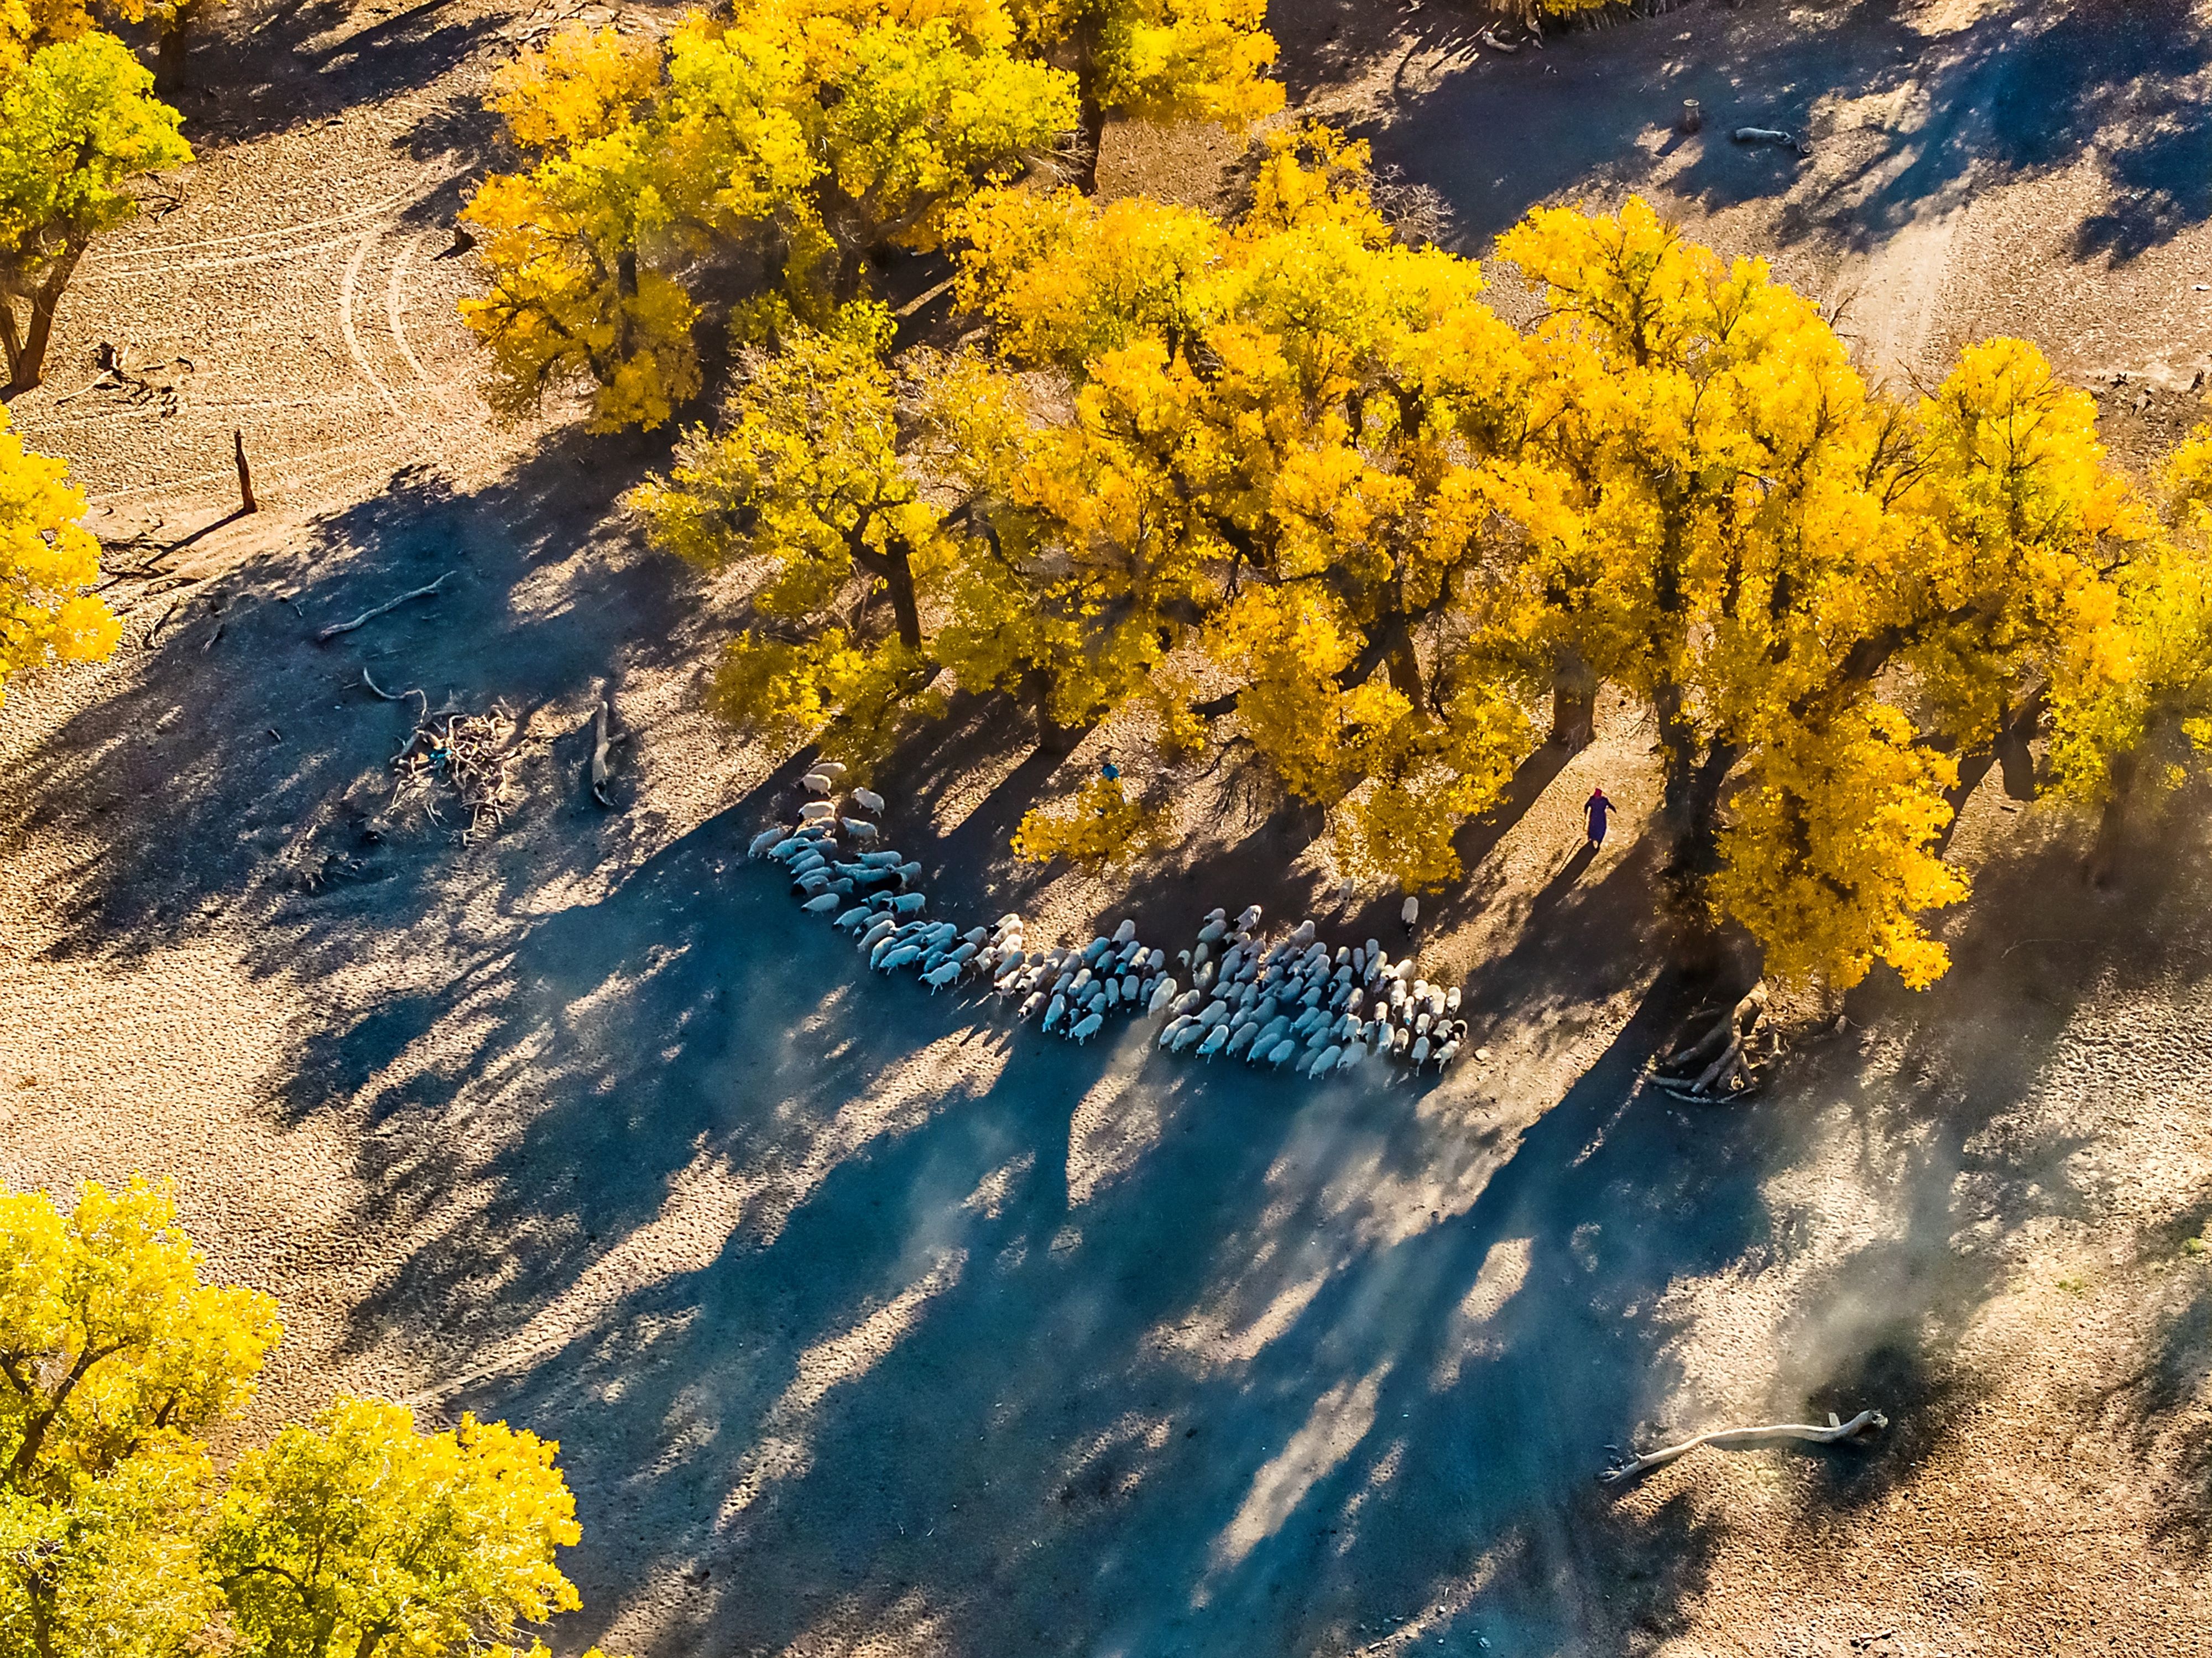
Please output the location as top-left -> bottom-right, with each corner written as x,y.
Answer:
3,247 -> 83,398
1022,668 -> 1083,753
1383,621 -> 1424,711
1072,12 -> 1104,195
2086,749 -> 2136,888
1550,645 -> 1598,749
233,429 -> 257,514
156,1 -> 199,91
882,540 -> 921,650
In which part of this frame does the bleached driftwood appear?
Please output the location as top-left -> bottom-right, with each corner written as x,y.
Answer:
1599,1409 -> 1887,1486
314,573 -> 452,643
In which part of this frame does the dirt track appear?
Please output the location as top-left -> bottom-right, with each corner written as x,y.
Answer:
5,1 -> 2212,1654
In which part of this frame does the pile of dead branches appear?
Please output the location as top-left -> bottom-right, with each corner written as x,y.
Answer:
390,699 -> 519,844
1648,982 -> 1774,1102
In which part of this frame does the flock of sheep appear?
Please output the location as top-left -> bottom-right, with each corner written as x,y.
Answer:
749,764 -> 1473,1079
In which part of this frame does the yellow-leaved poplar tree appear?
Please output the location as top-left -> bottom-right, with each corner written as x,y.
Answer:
0,29 -> 190,394
0,404 -> 120,699
462,1 -> 1076,430
0,1178 -> 618,1658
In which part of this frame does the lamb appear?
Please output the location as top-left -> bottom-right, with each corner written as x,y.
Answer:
852,786 -> 886,815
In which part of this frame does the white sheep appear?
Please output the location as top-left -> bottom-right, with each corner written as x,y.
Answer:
1401,895 -> 1419,929
1043,994 -> 1068,1033
1196,1025 -> 1229,1059
858,850 -> 903,868
802,772 -> 834,795
800,892 -> 841,915
879,943 -> 922,973
1336,1042 -> 1364,1072
1113,919 -> 1138,945
832,906 -> 873,931
815,760 -> 847,779
1266,1039 -> 1298,1068
852,786 -> 886,815
1019,992 -> 1046,1020
1071,1012 -> 1104,1045
1308,1044 -> 1342,1078
888,891 -> 926,916
1411,1035 -> 1430,1066
748,827 -> 785,858
799,801 -> 836,823
1170,1022 -> 1206,1054
1147,978 -> 1179,1015
842,818 -> 880,841
923,961 -> 962,993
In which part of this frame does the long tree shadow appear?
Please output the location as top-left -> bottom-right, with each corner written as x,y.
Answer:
0,425 -> 690,967
1358,0 -> 2212,265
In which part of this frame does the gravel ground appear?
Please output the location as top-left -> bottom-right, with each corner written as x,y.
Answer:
4,0 -> 2212,1654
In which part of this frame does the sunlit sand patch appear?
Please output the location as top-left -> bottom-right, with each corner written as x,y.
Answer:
411,1140 -> 779,1400
1155,1263 -> 1335,1374
1430,1236 -> 1535,1391
961,1150 -> 1035,1219
1204,1365 -> 1389,1579
1053,1410 -> 1176,1501
1333,1435 -> 1405,1553
1065,1044 -> 1169,1207
777,1585 -> 957,1658
1647,1104 -> 1919,1423
717,1248 -> 967,1527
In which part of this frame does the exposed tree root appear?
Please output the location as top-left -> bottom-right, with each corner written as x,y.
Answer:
1600,1409 -> 1888,1485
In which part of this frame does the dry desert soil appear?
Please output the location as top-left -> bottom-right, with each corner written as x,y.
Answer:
6,0 -> 2212,1654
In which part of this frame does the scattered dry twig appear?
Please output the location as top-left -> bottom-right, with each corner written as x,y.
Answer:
314,572 -> 453,643
1599,1409 -> 1887,1486
360,666 -> 428,717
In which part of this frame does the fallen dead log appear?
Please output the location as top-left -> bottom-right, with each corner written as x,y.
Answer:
314,572 -> 452,643
1652,982 -> 1770,1097
589,699 -> 614,807
1599,1409 -> 1887,1486
1733,126 -> 1812,156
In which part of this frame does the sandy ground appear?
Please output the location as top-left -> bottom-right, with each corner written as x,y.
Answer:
5,0 -> 2212,1653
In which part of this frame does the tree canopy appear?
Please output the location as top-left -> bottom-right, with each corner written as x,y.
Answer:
462,0 -> 1283,430
0,27 -> 191,394
0,405 -> 119,700
640,119 -> 2208,993
0,1178 -> 611,1658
